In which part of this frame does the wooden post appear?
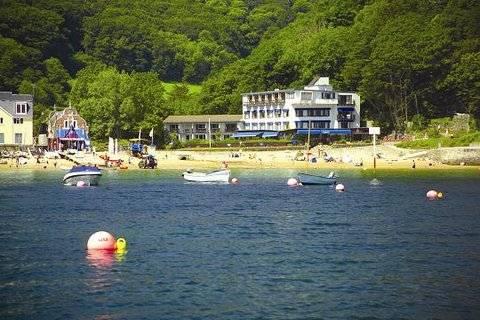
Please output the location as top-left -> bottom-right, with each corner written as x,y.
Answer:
306,120 -> 311,162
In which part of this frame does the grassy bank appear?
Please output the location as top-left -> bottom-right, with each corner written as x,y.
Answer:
396,132 -> 480,149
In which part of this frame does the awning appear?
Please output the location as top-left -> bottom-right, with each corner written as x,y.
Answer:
232,131 -> 280,138
296,129 -> 352,135
232,131 -> 263,138
261,131 -> 279,138
338,107 -> 355,112
56,128 -> 88,140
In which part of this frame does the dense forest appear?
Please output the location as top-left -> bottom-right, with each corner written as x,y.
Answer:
1,0 -> 479,139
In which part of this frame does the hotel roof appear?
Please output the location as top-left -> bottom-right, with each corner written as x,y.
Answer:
164,114 -> 242,124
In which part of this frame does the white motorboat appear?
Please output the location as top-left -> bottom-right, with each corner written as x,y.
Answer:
182,169 -> 230,183
63,165 -> 102,186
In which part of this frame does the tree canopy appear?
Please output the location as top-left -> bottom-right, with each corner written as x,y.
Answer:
0,0 -> 478,139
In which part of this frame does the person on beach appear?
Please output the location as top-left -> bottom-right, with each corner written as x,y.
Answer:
412,160 -> 416,169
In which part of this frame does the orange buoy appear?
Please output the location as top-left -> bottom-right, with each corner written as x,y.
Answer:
87,231 -> 116,250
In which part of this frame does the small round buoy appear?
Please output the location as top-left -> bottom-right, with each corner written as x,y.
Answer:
437,192 -> 444,199
287,178 -> 299,186
115,237 -> 127,252
87,231 -> 116,250
426,190 -> 438,200
231,177 -> 240,184
335,184 -> 345,192
77,180 -> 87,187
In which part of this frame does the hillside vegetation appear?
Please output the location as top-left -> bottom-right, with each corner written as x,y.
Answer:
0,0 -> 479,141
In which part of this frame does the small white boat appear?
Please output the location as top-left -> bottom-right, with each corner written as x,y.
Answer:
297,171 -> 337,185
182,169 -> 230,183
63,165 -> 102,186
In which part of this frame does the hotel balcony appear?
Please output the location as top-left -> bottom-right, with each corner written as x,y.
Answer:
337,114 -> 356,122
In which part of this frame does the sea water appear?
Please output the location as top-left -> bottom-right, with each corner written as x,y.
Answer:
0,169 -> 479,319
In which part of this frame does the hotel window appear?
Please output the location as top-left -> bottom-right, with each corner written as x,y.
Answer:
260,123 -> 265,130
280,93 -> 285,100
275,109 -> 281,118
0,117 -> 3,124
252,110 -> 258,119
16,102 -> 28,114
267,110 -> 273,118
300,91 -> 313,101
282,110 -> 289,117
13,118 -> 23,124
15,133 -> 22,144
286,92 -> 294,99
0,133 -> 4,144
322,92 -> 335,99
194,134 -> 206,140
170,124 -> 179,131
339,95 -> 353,105
252,123 -> 258,129
244,111 -> 250,119
267,122 -> 273,130
195,124 -> 206,131
283,122 -> 289,129
245,123 -> 251,129
312,121 -> 330,128
259,110 -> 265,119
226,124 -> 237,132
210,123 -> 219,132
275,122 -> 281,130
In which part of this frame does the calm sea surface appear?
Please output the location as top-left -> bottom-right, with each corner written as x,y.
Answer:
1,168 -> 480,319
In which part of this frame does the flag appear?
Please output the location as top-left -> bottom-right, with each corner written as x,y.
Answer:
149,128 -> 154,137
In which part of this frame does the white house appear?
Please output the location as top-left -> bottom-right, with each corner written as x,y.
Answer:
240,77 -> 360,134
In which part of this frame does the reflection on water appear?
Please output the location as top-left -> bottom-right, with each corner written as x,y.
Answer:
86,250 -> 128,269
86,250 -> 116,269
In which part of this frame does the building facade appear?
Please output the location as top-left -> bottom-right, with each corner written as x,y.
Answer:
241,77 -> 360,132
164,115 -> 243,142
47,107 -> 90,150
0,92 -> 34,145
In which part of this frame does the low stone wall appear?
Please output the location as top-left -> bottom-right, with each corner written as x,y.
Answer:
428,147 -> 480,165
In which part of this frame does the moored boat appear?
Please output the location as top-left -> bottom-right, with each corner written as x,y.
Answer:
63,165 -> 102,186
297,171 -> 337,185
182,169 -> 230,183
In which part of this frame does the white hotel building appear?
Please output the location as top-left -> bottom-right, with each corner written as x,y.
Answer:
240,77 -> 360,135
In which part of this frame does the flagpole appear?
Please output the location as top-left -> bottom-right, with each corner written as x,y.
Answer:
150,128 -> 154,145
208,118 -> 212,149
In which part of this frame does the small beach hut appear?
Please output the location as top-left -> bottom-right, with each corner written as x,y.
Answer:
47,105 -> 90,151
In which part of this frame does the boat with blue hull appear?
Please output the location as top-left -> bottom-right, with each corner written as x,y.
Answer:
297,171 -> 337,185
63,165 -> 102,186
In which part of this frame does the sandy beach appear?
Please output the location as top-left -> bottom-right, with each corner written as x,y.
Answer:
1,144 -> 478,172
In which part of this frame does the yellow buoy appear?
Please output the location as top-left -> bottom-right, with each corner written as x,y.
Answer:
115,237 -> 127,252
437,192 -> 444,199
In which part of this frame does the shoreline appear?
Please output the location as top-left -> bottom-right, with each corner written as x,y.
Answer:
1,151 -> 478,172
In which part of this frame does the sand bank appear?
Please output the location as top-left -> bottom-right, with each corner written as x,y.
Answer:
1,144 -> 478,172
